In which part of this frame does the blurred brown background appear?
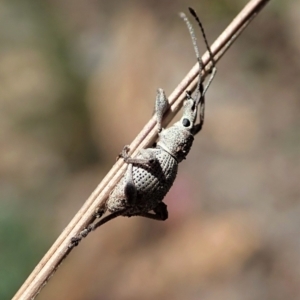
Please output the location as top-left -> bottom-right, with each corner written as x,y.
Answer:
1,0 -> 300,299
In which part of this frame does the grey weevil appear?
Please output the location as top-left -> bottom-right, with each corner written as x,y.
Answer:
70,8 -> 217,248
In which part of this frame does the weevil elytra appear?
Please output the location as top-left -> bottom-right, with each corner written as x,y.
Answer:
70,7 -> 216,248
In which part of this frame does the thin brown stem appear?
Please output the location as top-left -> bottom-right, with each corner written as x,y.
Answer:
13,0 -> 270,299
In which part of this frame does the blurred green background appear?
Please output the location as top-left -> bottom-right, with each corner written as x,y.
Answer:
1,0 -> 300,299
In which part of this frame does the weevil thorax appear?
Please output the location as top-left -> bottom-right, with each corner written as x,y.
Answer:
157,99 -> 197,162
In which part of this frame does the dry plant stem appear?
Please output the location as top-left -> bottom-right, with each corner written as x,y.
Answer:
13,0 -> 270,299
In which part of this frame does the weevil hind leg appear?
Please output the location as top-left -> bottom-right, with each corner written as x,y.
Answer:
87,209 -> 128,233
68,209 -> 128,248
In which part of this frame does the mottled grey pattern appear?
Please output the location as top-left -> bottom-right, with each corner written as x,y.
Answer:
107,148 -> 178,215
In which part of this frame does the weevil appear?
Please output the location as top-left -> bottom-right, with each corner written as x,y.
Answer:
70,7 -> 216,248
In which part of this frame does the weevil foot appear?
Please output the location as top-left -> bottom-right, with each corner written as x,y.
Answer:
69,225 -> 93,249
116,145 -> 130,161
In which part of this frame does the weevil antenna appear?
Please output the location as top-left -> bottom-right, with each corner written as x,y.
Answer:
179,11 -> 203,104
180,8 -> 217,135
188,7 -> 217,97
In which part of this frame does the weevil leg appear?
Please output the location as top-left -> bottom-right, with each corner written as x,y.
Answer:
155,88 -> 169,132
120,147 -> 158,205
119,145 -> 157,165
124,164 -> 137,204
190,79 -> 206,135
192,93 -> 205,135
69,209 -> 128,248
203,65 -> 217,96
89,209 -> 128,231
153,202 -> 169,220
134,202 -> 169,221
122,149 -> 157,204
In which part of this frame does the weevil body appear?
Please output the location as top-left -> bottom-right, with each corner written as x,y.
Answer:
70,7 -> 216,248
106,89 -> 196,220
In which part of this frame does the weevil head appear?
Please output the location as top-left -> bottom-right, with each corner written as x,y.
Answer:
157,99 -> 197,162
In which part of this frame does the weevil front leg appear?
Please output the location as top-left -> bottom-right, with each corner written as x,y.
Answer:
155,88 -> 169,132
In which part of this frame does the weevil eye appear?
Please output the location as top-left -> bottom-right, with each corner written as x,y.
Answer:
182,118 -> 191,127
